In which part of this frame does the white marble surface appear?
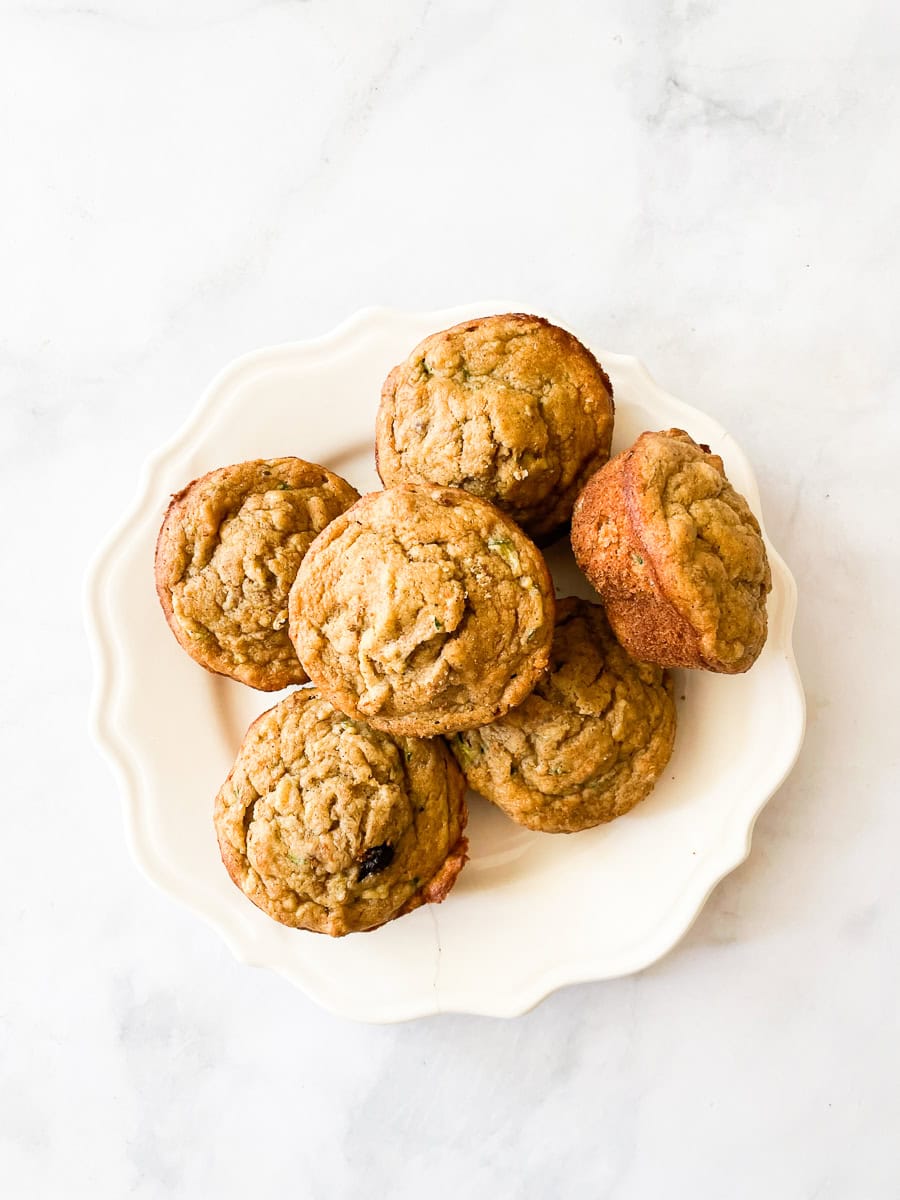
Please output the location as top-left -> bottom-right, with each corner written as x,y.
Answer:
2,0 -> 898,1195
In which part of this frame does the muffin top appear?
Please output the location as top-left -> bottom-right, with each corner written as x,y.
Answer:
376,313 -> 614,542
623,430 -> 770,670
449,598 -> 676,833
214,689 -> 468,935
155,458 -> 359,690
289,483 -> 556,737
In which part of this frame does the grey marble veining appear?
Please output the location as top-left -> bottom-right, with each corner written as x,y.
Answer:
2,0 -> 899,1196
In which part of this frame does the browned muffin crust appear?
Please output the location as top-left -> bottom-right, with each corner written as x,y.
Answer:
448,598 -> 676,833
288,483 -> 556,737
155,458 -> 359,690
571,430 -> 771,673
376,313 -> 614,543
214,688 -> 468,935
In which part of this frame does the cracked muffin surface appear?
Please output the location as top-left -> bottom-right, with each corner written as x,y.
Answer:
571,429 -> 771,672
289,483 -> 556,737
448,598 -> 676,833
376,313 -> 614,543
214,688 -> 468,935
155,458 -> 359,690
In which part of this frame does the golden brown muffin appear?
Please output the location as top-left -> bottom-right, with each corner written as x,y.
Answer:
376,313 -> 614,543
289,483 -> 556,737
214,689 -> 468,935
571,430 -> 771,673
448,599 -> 676,833
155,458 -> 359,690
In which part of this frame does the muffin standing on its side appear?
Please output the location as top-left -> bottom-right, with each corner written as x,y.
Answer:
448,598 -> 676,833
289,483 -> 556,737
571,429 -> 771,673
214,689 -> 469,936
155,458 -> 359,690
376,313 -> 614,544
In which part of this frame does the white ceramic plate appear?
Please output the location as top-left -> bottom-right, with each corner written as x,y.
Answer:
85,303 -> 805,1022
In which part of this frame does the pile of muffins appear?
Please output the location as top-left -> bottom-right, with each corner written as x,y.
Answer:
155,314 -> 772,937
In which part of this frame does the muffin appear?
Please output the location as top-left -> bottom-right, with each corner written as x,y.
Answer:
214,689 -> 468,935
571,429 -> 771,673
448,598 -> 676,833
376,313 -> 614,543
155,458 -> 359,690
289,483 -> 556,737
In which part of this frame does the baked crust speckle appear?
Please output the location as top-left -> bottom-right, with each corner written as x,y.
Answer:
571,429 -> 771,672
376,313 -> 614,543
155,458 -> 359,690
448,598 -> 676,833
214,689 -> 468,935
288,483 -> 556,737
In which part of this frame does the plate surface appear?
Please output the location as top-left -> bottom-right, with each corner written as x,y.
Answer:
85,303 -> 805,1021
